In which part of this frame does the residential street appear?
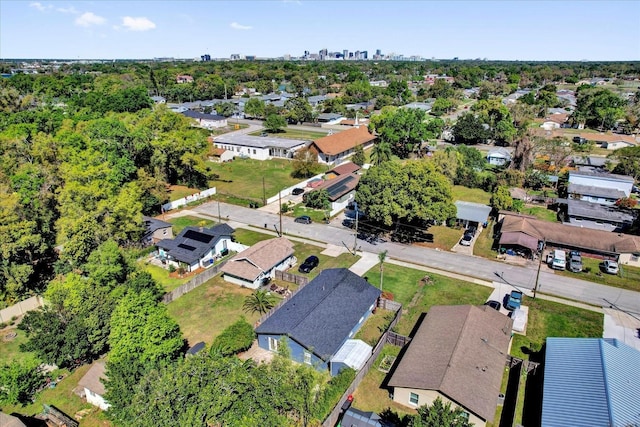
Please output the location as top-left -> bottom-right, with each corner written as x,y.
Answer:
188,200 -> 640,316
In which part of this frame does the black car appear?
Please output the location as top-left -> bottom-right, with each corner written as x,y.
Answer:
295,215 -> 312,224
292,188 -> 305,196
484,300 -> 501,311
298,255 -> 319,273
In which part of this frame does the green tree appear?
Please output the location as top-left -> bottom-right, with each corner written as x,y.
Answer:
574,87 -> 625,130
243,289 -> 276,315
0,357 -> 46,405
370,107 -> 429,158
431,98 -> 455,116
490,186 -> 513,212
244,97 -> 266,119
370,141 -> 392,166
284,97 -> 313,124
409,396 -> 473,427
292,147 -> 322,178
352,144 -> 366,166
356,160 -> 456,227
452,113 -> 489,145
211,318 -> 255,356
264,114 -> 287,133
304,189 -> 330,211
610,146 -> 640,180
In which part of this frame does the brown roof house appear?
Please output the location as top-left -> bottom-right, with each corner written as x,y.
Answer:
580,132 -> 636,150
309,126 -> 376,165
388,305 -> 513,427
221,237 -> 295,288
308,173 -> 361,216
76,360 -> 110,410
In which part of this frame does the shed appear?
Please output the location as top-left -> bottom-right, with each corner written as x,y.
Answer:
0,413 -> 27,427
454,201 -> 492,226
186,341 -> 206,356
77,360 -> 110,410
339,407 -> 383,427
330,339 -> 372,376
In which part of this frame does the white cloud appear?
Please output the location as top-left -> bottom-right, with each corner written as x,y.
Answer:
75,12 -> 106,27
230,22 -> 252,31
56,6 -> 79,14
30,2 -> 51,12
281,0 -> 302,4
121,16 -> 156,31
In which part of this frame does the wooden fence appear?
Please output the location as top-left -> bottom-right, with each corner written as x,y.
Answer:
386,331 -> 411,347
321,301 -> 404,427
275,270 -> 309,286
162,260 -> 229,304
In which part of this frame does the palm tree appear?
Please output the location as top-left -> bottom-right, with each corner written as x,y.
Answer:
243,289 -> 276,315
370,141 -> 392,166
378,250 -> 388,292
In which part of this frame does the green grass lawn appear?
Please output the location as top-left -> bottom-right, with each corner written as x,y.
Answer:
166,275 -> 262,347
248,128 -> 327,140
290,204 -> 329,223
168,185 -> 201,201
452,185 -> 491,205
167,215 -> 217,234
414,225 -> 463,251
553,257 -> 640,292
474,220 -> 498,259
519,206 -> 557,222
233,228 -> 274,246
511,296 -> 603,360
0,327 -> 32,364
206,158 -> 303,204
140,263 -> 191,292
0,363 -> 111,427
364,263 -> 492,336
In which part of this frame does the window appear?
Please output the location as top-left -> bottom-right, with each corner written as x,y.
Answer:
409,393 -> 419,405
253,149 -> 256,154
268,337 -> 279,352
304,351 -> 312,365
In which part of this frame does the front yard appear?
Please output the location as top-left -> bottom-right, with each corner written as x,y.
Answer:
552,257 -> 640,293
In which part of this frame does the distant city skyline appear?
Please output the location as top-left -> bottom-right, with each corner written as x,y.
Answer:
1,1 -> 639,61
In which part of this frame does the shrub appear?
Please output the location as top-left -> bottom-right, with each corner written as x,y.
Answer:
210,318 -> 255,356
168,264 -> 176,273
311,368 -> 356,421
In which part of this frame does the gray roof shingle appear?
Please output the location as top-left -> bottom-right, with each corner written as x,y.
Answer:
255,268 -> 381,360
157,223 -> 234,265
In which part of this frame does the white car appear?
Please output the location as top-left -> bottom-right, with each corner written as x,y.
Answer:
603,260 -> 619,275
460,234 -> 473,246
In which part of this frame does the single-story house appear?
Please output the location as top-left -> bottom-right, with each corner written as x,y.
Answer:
76,360 -> 110,410
486,148 -> 512,166
580,132 -> 637,150
540,113 -> 569,130
221,237 -> 295,289
325,161 -> 361,179
568,170 -> 634,205
176,75 -> 194,84
181,110 -> 228,129
317,113 -> 344,123
401,102 -> 433,112
565,199 -> 635,232
255,268 -> 381,375
308,173 -> 360,216
141,216 -> 173,245
498,212 -> 640,266
0,413 -> 27,427
150,95 -> 166,104
339,407 -> 384,427
542,337 -> 640,427
207,146 -> 235,163
157,224 -> 235,272
309,126 -> 376,165
454,201 -> 492,229
213,134 -> 308,161
388,305 -> 513,427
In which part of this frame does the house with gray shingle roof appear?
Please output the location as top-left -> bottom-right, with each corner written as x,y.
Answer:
142,216 -> 173,245
388,305 -> 512,426
255,268 -> 380,375
221,237 -> 295,289
542,337 -> 640,427
181,110 -> 228,129
568,170 -> 634,205
156,224 -> 235,272
76,360 -> 110,410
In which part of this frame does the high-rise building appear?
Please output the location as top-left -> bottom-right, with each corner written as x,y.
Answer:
319,48 -> 328,60
200,54 -> 211,61
362,50 -> 368,60
376,49 -> 382,56
343,49 -> 349,60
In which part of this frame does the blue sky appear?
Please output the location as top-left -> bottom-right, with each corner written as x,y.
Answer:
1,0 -> 639,60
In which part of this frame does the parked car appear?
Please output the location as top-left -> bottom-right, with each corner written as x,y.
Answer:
466,225 -> 477,236
602,260 -> 619,275
294,215 -> 312,224
484,300 -> 501,311
298,255 -> 319,273
460,234 -> 473,246
292,188 -> 305,196
568,251 -> 582,273
505,290 -> 523,311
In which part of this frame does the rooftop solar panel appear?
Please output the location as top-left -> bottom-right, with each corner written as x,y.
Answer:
183,229 -> 214,243
177,243 -> 196,251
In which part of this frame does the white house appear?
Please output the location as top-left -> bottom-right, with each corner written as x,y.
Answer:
309,126 -> 376,165
221,237 -> 295,289
486,148 -> 512,166
181,110 -> 228,129
157,224 -> 235,272
568,170 -> 634,205
76,360 -> 110,410
213,134 -> 308,161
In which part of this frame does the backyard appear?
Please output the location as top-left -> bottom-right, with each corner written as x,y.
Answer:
248,128 -> 327,140
553,257 -> 640,293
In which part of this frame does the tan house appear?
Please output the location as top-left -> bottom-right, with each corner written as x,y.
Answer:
388,305 -> 513,427
221,237 -> 295,288
309,126 -> 376,165
76,360 -> 110,410
580,132 -> 636,150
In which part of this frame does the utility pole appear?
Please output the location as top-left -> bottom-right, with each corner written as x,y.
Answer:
217,197 -> 221,223
533,239 -> 545,299
352,202 -> 359,255
278,191 -> 283,237
262,177 -> 266,206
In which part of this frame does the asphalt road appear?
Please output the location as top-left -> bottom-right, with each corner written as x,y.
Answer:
193,201 -> 640,315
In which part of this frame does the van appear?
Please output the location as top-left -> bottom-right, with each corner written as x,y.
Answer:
551,249 -> 566,270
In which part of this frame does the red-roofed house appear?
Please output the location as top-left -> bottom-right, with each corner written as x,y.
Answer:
309,126 -> 376,165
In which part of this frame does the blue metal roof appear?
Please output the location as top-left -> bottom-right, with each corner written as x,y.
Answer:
542,337 -> 640,427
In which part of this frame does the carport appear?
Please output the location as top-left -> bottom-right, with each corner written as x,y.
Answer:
454,201 -> 492,229
499,231 -> 540,258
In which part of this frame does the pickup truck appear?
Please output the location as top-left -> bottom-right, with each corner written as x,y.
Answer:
505,290 -> 523,311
